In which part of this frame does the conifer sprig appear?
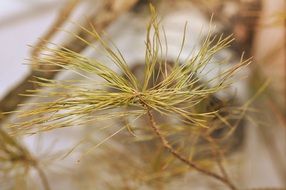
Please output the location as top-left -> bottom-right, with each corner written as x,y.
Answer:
7,6 -> 249,136
5,5 -> 251,190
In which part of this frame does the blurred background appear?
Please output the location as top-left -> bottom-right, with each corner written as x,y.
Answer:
0,0 -> 285,189
0,0 -> 61,97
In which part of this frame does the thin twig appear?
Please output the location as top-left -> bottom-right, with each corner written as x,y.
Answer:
33,163 -> 51,190
144,104 -> 237,190
206,135 -> 234,187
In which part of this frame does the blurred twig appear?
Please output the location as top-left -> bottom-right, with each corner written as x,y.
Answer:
0,0 -> 139,125
31,0 -> 81,69
0,128 -> 50,190
145,105 -> 237,190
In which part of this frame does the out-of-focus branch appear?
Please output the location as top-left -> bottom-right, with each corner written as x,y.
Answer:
31,0 -> 81,69
250,0 -> 286,185
0,0 -> 139,125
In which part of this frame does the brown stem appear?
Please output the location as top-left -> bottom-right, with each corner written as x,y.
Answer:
144,105 -> 237,190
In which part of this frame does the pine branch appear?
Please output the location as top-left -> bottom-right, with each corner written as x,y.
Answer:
0,0 -> 139,125
144,104 -> 237,190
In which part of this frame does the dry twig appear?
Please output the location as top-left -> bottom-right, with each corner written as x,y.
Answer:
0,0 -> 139,124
